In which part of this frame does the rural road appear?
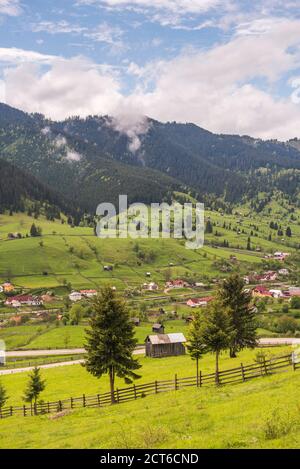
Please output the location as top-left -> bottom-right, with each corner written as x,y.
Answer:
5,348 -> 86,357
5,338 -> 300,358
2,339 -> 299,376
258,338 -> 300,346
0,348 -> 145,375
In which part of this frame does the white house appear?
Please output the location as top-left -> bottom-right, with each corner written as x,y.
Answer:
69,291 -> 82,302
279,269 -> 289,276
80,289 -> 97,298
5,295 -> 43,307
143,282 -> 158,291
269,289 -> 283,298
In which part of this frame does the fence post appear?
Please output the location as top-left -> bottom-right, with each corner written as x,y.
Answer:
175,374 -> 178,391
59,400 -> 62,412
97,394 -> 101,407
116,389 -> 120,403
241,363 -> 245,382
23,405 -> 26,417
70,397 -> 73,409
0,408 -> 2,419
263,357 -> 268,376
10,406 -> 13,417
133,384 -> 137,400
47,402 -> 50,414
199,371 -> 202,387
155,381 -> 158,394
83,394 -> 86,408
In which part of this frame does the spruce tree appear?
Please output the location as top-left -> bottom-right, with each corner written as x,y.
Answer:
187,312 -> 206,386
85,287 -> 141,403
23,367 -> 46,413
30,223 -> 38,237
216,273 -> 257,358
286,226 -> 292,237
0,382 -> 8,411
199,299 -> 232,384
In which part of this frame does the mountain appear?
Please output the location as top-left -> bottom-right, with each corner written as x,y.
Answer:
0,158 -> 82,220
0,102 -> 300,213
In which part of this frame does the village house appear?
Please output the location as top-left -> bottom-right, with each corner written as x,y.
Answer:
152,323 -> 165,334
165,279 -> 190,289
80,289 -> 97,298
269,289 -> 283,299
273,252 -> 290,261
131,317 -> 140,327
69,291 -> 82,302
288,287 -> 300,297
2,282 -> 14,293
145,333 -> 186,358
142,282 -> 158,291
252,286 -> 273,298
103,265 -> 113,271
5,295 -> 43,307
278,268 -> 289,276
186,297 -> 213,308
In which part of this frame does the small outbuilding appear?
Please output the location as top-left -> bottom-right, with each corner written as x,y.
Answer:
145,333 -> 186,358
131,317 -> 140,327
152,323 -> 165,334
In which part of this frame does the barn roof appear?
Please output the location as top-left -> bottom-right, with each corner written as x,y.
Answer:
147,333 -> 186,344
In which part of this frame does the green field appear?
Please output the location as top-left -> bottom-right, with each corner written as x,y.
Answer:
0,320 -> 190,350
1,366 -> 300,449
0,209 -> 284,292
0,346 -> 291,406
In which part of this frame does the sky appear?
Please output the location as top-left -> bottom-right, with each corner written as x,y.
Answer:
1,0 -> 300,140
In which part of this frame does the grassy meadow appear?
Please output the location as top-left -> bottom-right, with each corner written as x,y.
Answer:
1,366 -> 300,449
0,346 -> 292,406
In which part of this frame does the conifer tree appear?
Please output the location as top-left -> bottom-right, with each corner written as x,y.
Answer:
0,382 -> 8,411
187,312 -> 206,386
85,287 -> 141,403
23,367 -> 46,413
198,299 -> 232,384
216,274 -> 257,358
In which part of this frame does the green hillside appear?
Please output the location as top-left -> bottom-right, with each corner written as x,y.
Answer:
1,367 -> 300,449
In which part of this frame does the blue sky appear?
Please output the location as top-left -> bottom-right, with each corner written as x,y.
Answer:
1,0 -> 300,140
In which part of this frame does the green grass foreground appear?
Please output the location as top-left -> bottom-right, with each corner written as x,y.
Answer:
1,370 -> 300,449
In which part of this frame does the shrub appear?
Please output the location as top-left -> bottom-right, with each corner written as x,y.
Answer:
263,410 -> 294,440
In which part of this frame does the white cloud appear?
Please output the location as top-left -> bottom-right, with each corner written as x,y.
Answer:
31,20 -> 125,51
77,0 -> 222,14
3,57 -> 122,120
31,20 -> 86,35
2,18 -> 300,140
66,149 -> 82,161
0,47 -> 58,64
128,18 -> 300,139
107,111 -> 150,152
0,0 -> 22,16
76,0 -> 225,27
83,22 -> 125,51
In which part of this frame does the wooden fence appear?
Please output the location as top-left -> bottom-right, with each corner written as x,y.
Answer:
0,353 -> 298,419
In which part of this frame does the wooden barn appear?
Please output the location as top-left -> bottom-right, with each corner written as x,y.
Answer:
152,323 -> 165,334
145,333 -> 186,358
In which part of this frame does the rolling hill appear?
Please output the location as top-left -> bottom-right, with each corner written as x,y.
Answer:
1,103 -> 300,214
